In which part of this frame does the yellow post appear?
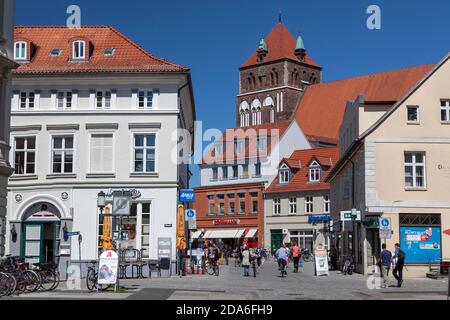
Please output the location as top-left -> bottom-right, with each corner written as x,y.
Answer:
101,206 -> 113,251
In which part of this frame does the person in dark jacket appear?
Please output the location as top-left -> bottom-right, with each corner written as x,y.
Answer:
378,244 -> 392,288
392,243 -> 406,287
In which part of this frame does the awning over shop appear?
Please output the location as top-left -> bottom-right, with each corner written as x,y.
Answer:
245,229 -> 258,238
203,229 -> 245,239
191,231 -> 203,239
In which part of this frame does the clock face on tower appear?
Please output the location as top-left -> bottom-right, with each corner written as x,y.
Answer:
258,66 -> 266,76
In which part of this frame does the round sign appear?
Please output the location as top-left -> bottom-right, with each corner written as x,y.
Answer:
381,219 -> 389,227
186,210 -> 195,218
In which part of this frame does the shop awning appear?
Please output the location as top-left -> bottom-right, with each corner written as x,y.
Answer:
191,231 -> 203,239
203,229 -> 245,239
245,229 -> 258,238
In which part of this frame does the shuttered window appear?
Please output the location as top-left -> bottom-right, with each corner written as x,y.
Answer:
90,134 -> 113,173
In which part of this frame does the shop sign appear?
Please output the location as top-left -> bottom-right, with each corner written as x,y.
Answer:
314,249 -> 329,277
158,237 -> 172,259
179,189 -> 195,203
308,215 -> 331,224
112,190 -> 132,216
98,250 -> 119,285
400,227 -> 441,263
213,219 -> 240,226
340,210 -> 361,222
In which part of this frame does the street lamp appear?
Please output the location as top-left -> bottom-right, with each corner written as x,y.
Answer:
97,191 -> 106,214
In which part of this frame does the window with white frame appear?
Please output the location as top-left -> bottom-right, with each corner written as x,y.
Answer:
232,165 -> 239,179
90,134 -> 113,173
51,136 -> 74,174
57,91 -> 73,109
234,139 -> 244,154
212,167 -> 218,181
20,92 -> 35,109
309,161 -> 321,182
289,198 -> 297,215
305,197 -> 313,214
14,137 -> 36,175
138,91 -> 153,109
273,198 -> 281,215
405,152 -> 426,188
242,164 -> 249,178
134,134 -> 156,173
441,100 -> 450,122
14,41 -> 27,61
141,203 -> 151,259
254,162 -> 261,177
324,195 -> 330,214
72,40 -> 86,60
279,165 -> 290,184
407,106 -> 419,123
229,200 -> 235,215
96,91 -> 112,109
257,136 -> 267,152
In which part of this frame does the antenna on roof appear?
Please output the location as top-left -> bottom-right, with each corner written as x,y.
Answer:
278,11 -> 282,24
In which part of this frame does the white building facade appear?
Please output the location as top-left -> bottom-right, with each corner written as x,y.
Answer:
6,26 -> 195,274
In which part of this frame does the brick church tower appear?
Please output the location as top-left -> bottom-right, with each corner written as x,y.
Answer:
237,21 -> 322,127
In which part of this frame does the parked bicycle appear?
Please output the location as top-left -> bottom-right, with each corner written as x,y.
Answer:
301,249 -> 314,262
341,256 -> 354,275
0,256 -> 40,295
205,255 -> 219,276
86,260 -> 113,292
32,262 -> 60,291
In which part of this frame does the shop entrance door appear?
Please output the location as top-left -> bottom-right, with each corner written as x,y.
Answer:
22,222 -> 60,264
270,230 -> 283,254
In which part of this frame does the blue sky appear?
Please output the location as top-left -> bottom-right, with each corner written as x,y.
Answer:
16,0 -> 450,187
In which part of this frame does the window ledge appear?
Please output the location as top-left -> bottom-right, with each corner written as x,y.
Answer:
130,172 -> 159,178
47,174 -> 77,180
86,173 -> 116,179
407,122 -> 420,125
405,187 -> 427,191
10,174 -> 38,181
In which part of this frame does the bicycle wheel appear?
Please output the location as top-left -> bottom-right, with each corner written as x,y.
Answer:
205,261 -> 215,275
5,273 -> 17,296
24,270 -> 41,293
0,272 -> 9,297
39,270 -> 57,291
86,268 -> 97,292
51,270 -> 61,291
15,274 -> 28,294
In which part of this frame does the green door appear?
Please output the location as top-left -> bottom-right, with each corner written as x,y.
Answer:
270,230 -> 283,254
22,222 -> 59,264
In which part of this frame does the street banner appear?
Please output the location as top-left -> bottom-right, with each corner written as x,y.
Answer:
176,205 -> 186,250
98,250 -> 119,285
314,248 -> 329,277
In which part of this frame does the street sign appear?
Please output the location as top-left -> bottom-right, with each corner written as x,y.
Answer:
185,209 -> 196,220
64,231 -> 80,237
179,189 -> 195,203
112,190 -> 132,215
380,229 -> 393,239
379,217 -> 392,230
188,219 -> 197,230
340,210 -> 361,222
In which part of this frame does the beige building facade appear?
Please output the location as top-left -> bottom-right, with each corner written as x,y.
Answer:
328,53 -> 450,277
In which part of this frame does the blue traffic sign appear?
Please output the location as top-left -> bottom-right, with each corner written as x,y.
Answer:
64,232 -> 80,237
185,209 -> 196,220
179,189 -> 195,203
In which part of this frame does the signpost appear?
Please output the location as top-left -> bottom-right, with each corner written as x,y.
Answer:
379,217 -> 392,240
185,209 -> 197,230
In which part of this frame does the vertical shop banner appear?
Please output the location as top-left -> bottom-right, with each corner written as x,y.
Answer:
98,250 -> 119,285
400,227 -> 441,263
314,248 -> 329,276
176,205 -> 186,250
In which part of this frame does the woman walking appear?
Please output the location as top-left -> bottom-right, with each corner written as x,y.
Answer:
242,246 -> 250,277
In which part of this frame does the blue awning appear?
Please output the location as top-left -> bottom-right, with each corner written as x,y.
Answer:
308,215 -> 332,224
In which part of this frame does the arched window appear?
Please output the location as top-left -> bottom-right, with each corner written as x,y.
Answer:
257,107 -> 262,125
73,40 -> 86,60
245,110 -> 250,127
270,107 -> 275,123
252,108 -> 257,126
240,111 -> 245,127
14,41 -> 27,60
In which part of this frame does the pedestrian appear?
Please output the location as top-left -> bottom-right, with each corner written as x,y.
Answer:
292,241 -> 300,273
242,245 -> 250,277
392,243 -> 406,287
378,243 -> 392,288
329,246 -> 338,271
275,243 -> 288,276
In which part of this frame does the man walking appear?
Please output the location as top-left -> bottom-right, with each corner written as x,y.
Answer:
378,244 -> 392,288
392,243 -> 406,287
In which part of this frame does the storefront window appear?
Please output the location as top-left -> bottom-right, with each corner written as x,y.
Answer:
141,203 -> 151,259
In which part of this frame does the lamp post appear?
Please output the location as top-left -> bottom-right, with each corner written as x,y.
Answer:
97,191 -> 106,215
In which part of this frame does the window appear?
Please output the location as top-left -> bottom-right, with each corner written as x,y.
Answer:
407,106 -> 419,123
279,169 -> 290,184
289,198 -> 297,215
441,100 -> 450,122
73,40 -> 86,60
254,162 -> 261,177
141,203 -> 151,259
20,92 -> 35,109
232,165 -> 239,179
138,91 -> 153,109
208,201 -> 215,215
273,199 -> 281,215
239,201 -> 246,214
309,162 -> 321,182
14,137 -> 36,175
229,201 -> 235,215
104,48 -> 115,56
50,48 -> 61,57
215,143 -> 223,156
234,139 -> 244,154
96,91 -> 112,109
52,136 -> 74,174
252,200 -> 258,214
90,134 -> 113,173
212,168 -> 218,181
270,107 -> 275,123
57,92 -> 73,109
222,166 -> 228,179
219,202 -> 225,215
242,165 -> 249,178
305,197 -> 313,214
134,134 -> 156,173
14,41 -> 27,60
257,136 -> 267,152
405,152 -> 426,188
324,196 -> 330,214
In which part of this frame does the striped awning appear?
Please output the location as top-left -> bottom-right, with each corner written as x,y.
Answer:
245,229 -> 258,238
203,229 -> 246,239
191,231 -> 203,239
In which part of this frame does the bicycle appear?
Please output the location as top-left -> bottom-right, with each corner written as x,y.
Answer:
86,260 -> 113,292
301,249 -> 314,262
3,256 -> 40,294
205,258 -> 219,276
33,262 -> 59,291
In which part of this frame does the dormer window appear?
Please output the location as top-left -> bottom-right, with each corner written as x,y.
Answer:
14,41 -> 27,61
309,160 -> 321,182
50,48 -> 62,57
73,40 -> 86,60
104,48 -> 115,56
279,164 -> 290,184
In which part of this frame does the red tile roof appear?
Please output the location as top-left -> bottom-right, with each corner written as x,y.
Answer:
295,64 -> 434,142
201,121 -> 291,164
265,147 -> 339,194
13,26 -> 189,74
241,23 -> 320,69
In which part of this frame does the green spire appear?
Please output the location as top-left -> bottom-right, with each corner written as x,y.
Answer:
258,38 -> 267,51
295,36 -> 305,50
